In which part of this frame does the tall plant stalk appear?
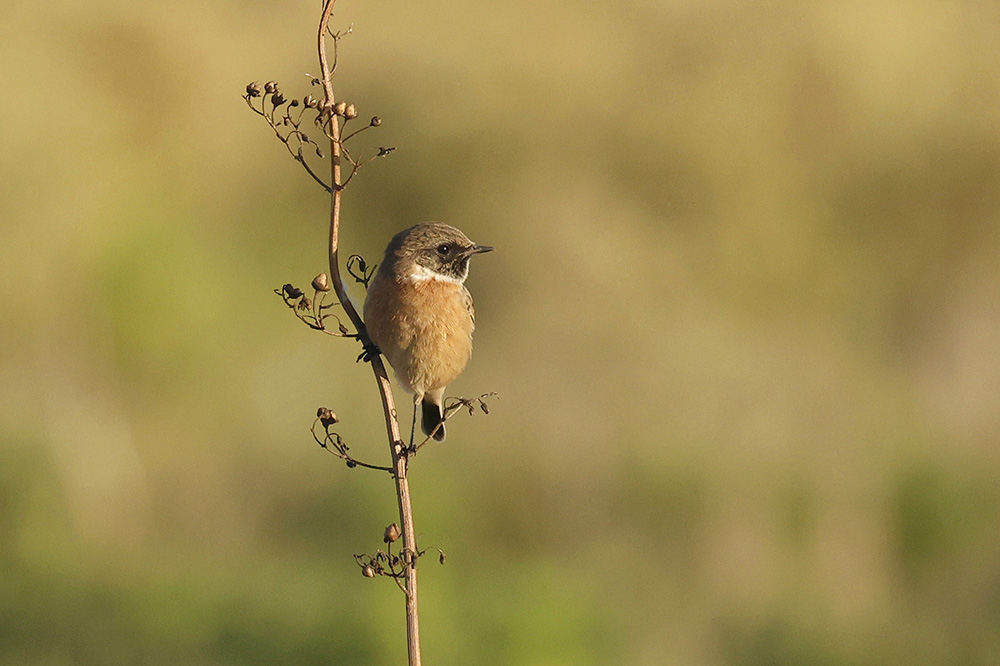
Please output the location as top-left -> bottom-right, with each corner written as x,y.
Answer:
314,2 -> 422,662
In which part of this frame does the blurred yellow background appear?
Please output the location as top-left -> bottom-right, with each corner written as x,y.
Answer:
2,0 -> 999,664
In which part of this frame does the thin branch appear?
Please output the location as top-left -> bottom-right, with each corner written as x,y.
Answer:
311,420 -> 394,472
294,148 -> 333,193
341,122 -> 372,144
414,393 -> 499,452
346,254 -> 377,288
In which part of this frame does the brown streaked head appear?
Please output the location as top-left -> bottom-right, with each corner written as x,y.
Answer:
382,222 -> 493,283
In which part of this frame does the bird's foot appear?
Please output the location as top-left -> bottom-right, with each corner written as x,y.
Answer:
356,340 -> 381,364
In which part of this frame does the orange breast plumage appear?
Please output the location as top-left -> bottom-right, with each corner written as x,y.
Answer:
363,272 -> 475,396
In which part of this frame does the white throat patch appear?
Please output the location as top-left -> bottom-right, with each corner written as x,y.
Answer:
405,264 -> 467,285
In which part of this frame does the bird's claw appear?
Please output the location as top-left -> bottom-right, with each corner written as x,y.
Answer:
357,341 -> 381,364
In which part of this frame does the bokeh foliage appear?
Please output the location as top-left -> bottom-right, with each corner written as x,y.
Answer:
2,0 -> 999,664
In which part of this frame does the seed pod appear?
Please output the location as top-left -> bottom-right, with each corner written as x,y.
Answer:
271,92 -> 286,106
333,101 -> 347,116
384,523 -> 401,543
370,116 -> 381,127
303,95 -> 318,109
264,81 -> 278,94
246,82 -> 262,97
312,273 -> 330,292
282,284 -> 303,299
344,104 -> 358,120
362,565 -> 376,578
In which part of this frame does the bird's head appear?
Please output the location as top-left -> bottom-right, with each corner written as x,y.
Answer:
385,222 -> 493,283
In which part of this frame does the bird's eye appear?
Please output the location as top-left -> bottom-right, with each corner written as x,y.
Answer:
436,244 -> 450,256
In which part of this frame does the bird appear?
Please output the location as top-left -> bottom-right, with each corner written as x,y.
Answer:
363,222 -> 493,443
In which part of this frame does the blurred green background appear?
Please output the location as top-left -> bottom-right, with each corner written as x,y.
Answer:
2,0 -> 999,664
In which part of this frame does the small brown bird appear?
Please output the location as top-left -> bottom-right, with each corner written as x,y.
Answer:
363,223 -> 493,442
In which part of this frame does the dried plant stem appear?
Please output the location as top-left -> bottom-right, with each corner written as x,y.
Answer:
316,2 -> 421,664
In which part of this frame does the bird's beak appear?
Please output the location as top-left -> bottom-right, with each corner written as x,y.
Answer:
469,244 -> 494,255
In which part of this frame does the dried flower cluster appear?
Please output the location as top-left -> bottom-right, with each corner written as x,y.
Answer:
310,392 -> 498,473
243,70 -> 393,193
354,525 -> 447,592
274,276 -> 351,337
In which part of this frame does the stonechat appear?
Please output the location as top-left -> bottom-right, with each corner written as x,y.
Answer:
363,222 -> 493,442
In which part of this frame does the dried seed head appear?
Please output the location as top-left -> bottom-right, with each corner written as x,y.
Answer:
370,116 -> 381,127
362,564 -> 376,578
289,99 -> 299,107
384,523 -> 401,543
297,297 -> 311,311
303,95 -> 318,109
312,273 -> 330,292
317,407 -> 339,427
271,92 -> 286,106
333,101 -> 347,116
439,551 -> 447,565
344,104 -> 358,120
246,82 -> 262,97
264,81 -> 278,94
282,284 -> 304,299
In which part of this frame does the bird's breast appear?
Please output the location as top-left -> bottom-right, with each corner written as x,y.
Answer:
363,273 -> 475,394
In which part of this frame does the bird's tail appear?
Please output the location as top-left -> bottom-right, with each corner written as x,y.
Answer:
421,391 -> 446,441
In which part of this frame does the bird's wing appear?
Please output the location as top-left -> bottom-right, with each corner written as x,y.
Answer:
463,285 -> 476,333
